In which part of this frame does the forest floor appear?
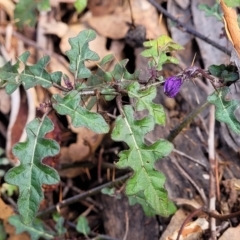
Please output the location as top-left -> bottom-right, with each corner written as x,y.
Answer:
1,0 -> 240,239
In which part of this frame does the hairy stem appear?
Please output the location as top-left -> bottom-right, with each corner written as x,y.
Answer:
166,100 -> 210,142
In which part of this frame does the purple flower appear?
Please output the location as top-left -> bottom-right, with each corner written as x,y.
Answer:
164,76 -> 183,98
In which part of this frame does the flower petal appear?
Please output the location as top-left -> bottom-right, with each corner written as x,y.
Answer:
164,76 -> 183,98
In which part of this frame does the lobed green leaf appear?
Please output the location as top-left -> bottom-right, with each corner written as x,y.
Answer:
52,90 -> 109,134
87,54 -> 114,86
4,117 -> 60,225
128,82 -> 166,125
111,59 -> 138,82
0,52 -> 63,93
112,105 -> 175,216
141,36 -> 183,70
128,193 -> 157,216
208,87 -> 240,134
0,52 -> 30,94
76,216 -> 90,235
141,35 -> 183,58
66,30 -> 100,79
208,64 -> 239,84
20,56 -> 62,89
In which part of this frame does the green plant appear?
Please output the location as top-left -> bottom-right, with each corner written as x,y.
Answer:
76,216 -> 90,236
0,30 -> 182,224
1,27 -> 240,228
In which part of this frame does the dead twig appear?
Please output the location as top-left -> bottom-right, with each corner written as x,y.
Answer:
171,158 -> 207,205
176,207 -> 204,240
208,209 -> 240,220
173,148 -> 207,169
123,212 -> 129,240
98,147 -> 104,183
208,105 -> 217,240
36,172 -> 132,218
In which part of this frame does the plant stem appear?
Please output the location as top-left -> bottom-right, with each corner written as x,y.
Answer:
52,83 -> 70,92
166,100 -> 210,142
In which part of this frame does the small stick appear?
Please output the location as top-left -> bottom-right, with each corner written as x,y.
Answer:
208,105 -> 217,240
171,158 -> 207,205
176,207 -> 204,240
37,173 -> 131,217
123,212 -> 129,240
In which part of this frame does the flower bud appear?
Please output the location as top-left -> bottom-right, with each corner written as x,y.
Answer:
164,76 -> 183,98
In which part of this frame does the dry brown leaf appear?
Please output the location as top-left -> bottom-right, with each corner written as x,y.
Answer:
190,0 -> 229,67
160,209 -> 189,240
124,0 -> 161,40
0,0 -> 15,19
0,198 -> 14,220
166,217 -> 209,240
220,0 -> 240,56
59,99 -> 105,177
86,14 -> 129,39
86,0 -> 160,39
173,198 -> 202,210
41,20 -> 69,38
88,0 -> 120,16
58,164 -> 87,178
60,127 -> 104,163
59,128 -> 104,178
222,178 -> 240,208
219,224 -> 240,240
37,19 -> 111,68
